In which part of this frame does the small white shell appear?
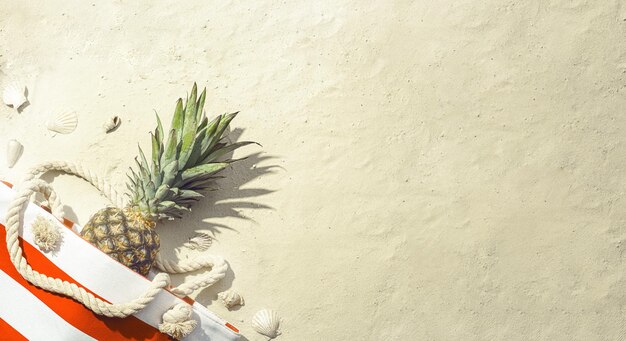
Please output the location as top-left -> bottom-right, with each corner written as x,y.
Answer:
183,232 -> 213,251
2,83 -> 27,110
103,116 -> 121,133
7,139 -> 23,168
217,290 -> 244,309
47,112 -> 78,134
251,309 -> 281,338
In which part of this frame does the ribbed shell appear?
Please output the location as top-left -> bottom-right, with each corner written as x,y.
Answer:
251,309 -> 281,338
47,112 -> 78,134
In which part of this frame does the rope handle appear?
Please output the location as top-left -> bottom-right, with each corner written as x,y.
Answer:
156,253 -> 228,297
3,161 -> 231,339
23,161 -> 127,208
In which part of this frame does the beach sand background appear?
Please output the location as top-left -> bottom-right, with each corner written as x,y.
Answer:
1,1 -> 626,340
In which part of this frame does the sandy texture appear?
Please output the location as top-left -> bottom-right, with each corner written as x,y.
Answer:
1,1 -> 626,340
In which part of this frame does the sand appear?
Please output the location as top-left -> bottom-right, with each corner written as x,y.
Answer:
1,1 -> 626,340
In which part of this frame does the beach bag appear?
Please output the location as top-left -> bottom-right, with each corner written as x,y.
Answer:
0,162 -> 241,340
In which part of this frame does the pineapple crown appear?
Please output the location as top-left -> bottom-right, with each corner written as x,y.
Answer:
126,83 -> 256,221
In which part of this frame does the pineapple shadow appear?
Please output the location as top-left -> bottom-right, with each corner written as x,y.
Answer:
157,127 -> 278,304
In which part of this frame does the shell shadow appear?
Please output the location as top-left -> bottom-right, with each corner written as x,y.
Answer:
16,86 -> 29,113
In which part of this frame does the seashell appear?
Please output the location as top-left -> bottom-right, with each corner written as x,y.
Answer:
217,290 -> 244,310
251,309 -> 281,339
183,232 -> 212,251
7,139 -> 23,168
103,116 -> 121,133
2,83 -> 27,110
47,112 -> 78,134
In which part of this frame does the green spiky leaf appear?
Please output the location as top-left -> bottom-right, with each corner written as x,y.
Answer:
172,99 -> 185,141
162,129 -> 178,165
155,113 -> 164,142
202,141 -> 258,163
196,88 -> 206,122
178,189 -> 204,199
178,103 -> 198,167
161,160 -> 178,186
180,163 -> 229,182
126,84 -> 256,221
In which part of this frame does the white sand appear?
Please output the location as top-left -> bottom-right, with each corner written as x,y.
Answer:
1,1 -> 626,340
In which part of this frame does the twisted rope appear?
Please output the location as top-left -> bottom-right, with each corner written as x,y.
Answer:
23,161 -> 127,208
156,253 -> 228,297
3,161 -> 230,339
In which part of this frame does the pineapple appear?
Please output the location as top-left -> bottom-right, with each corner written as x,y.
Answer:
80,84 -> 255,275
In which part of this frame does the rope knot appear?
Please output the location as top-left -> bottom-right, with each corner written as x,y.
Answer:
159,303 -> 197,340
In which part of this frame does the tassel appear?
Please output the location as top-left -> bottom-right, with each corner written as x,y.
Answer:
31,215 -> 61,252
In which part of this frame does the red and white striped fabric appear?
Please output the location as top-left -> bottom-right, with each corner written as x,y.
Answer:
0,181 -> 240,340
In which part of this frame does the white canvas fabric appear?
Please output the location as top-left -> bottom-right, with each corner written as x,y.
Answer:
0,270 -> 97,341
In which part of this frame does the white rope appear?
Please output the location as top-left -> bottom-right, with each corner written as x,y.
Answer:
155,253 -> 228,297
22,161 -> 127,208
3,161 -> 230,340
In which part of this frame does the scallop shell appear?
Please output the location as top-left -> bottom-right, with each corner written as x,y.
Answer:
183,232 -> 213,251
7,139 -> 23,168
217,290 -> 244,310
47,112 -> 78,134
2,83 -> 27,110
251,309 -> 281,338
103,116 -> 121,133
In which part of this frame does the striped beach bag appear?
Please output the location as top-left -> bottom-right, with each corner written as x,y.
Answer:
0,164 -> 241,340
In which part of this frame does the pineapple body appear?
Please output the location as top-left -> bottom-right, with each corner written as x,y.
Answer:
80,207 -> 159,276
